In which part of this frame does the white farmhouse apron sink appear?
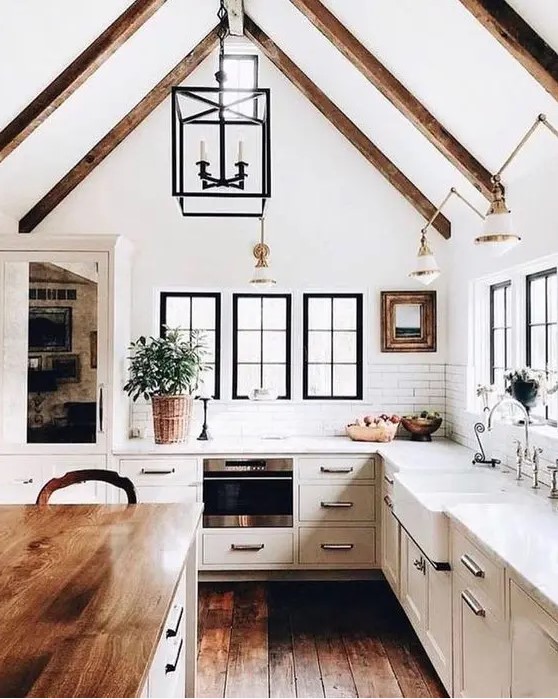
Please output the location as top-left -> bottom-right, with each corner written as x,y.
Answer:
393,470 -> 533,564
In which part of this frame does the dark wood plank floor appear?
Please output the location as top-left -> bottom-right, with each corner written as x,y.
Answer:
197,581 -> 447,698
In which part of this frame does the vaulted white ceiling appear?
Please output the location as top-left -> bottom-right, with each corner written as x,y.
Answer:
0,0 -> 557,228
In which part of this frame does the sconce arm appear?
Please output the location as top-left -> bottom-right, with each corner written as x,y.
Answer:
422,187 -> 485,236
495,113 -> 558,180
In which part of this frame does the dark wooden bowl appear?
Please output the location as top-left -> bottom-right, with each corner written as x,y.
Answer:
401,416 -> 443,442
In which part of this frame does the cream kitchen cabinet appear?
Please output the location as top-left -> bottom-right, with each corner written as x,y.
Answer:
0,454 -> 107,503
452,573 -> 509,698
510,580 -> 558,698
400,529 -> 452,692
119,458 -> 201,505
400,529 -> 428,630
0,235 -> 131,456
381,469 -> 400,597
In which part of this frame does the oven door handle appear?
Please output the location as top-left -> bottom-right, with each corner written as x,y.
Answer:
203,476 -> 292,481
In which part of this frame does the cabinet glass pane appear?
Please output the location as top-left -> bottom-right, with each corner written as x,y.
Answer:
26,261 -> 98,443
307,297 -> 331,330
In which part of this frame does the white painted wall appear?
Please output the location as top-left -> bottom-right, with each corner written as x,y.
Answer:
36,50 -> 450,358
25,49 -> 449,438
0,209 -> 16,235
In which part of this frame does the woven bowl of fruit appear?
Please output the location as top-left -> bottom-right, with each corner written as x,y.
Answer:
346,414 -> 401,442
401,411 -> 443,442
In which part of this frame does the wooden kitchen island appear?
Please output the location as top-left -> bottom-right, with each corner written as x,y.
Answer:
0,503 -> 202,698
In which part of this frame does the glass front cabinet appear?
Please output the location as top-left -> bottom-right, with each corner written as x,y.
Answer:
0,236 -> 131,455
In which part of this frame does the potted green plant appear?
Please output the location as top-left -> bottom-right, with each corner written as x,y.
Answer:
123,329 -> 209,444
504,368 -> 558,423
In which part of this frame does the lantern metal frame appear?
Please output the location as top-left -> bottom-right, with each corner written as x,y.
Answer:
171,1 -> 271,218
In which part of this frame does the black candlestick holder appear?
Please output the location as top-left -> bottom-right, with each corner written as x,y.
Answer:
197,397 -> 211,441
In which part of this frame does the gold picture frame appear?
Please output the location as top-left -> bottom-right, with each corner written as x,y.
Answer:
381,290 -> 437,352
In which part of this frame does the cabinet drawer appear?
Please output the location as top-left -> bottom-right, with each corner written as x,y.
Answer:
299,527 -> 376,566
298,456 -> 376,481
132,484 -> 198,505
382,463 -> 395,498
0,459 -> 42,503
120,459 -> 198,486
43,455 -> 107,504
203,531 -> 294,567
451,527 -> 505,615
299,483 -> 376,523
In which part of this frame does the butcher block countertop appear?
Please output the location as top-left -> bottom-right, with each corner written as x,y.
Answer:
0,503 -> 203,698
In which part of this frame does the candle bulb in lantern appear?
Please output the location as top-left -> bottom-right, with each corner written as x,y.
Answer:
237,139 -> 244,163
200,140 -> 208,162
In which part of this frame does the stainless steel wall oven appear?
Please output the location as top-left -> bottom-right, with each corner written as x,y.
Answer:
202,458 -> 293,528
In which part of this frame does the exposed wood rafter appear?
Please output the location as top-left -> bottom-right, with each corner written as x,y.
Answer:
224,0 -> 244,37
0,0 -> 168,164
244,16 -> 451,239
459,0 -> 558,102
18,27 -> 220,234
289,0 -> 493,199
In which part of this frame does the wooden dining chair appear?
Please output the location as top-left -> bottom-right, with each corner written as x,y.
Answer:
36,469 -> 137,505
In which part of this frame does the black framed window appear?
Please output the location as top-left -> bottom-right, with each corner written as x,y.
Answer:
159,292 -> 221,399
223,54 -> 258,119
490,281 -> 512,388
232,294 -> 291,399
527,268 -> 557,423
303,294 -> 363,400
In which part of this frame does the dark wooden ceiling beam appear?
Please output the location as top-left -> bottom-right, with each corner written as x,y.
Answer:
289,0 -> 493,199
458,0 -> 558,101
19,27 -> 219,234
0,0 -> 168,163
245,16 -> 450,239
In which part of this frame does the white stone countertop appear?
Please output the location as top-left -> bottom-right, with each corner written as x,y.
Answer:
113,435 -> 475,464
448,500 -> 558,618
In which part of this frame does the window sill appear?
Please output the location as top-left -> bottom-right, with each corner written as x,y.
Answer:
464,409 -> 558,442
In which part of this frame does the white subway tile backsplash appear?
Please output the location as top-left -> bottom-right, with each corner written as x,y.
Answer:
130,362 -> 447,439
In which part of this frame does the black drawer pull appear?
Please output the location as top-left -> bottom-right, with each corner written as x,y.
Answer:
320,466 -> 354,474
231,544 -> 265,551
321,543 -> 354,550
320,501 -> 354,508
166,606 -> 184,638
384,475 -> 394,485
141,467 -> 176,475
165,638 -> 183,674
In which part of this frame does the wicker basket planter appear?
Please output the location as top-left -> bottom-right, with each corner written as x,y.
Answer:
152,395 -> 193,444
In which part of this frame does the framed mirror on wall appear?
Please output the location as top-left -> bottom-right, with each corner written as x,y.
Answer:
381,290 -> 437,352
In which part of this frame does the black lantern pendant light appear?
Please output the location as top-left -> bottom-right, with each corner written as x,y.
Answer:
171,0 -> 271,217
